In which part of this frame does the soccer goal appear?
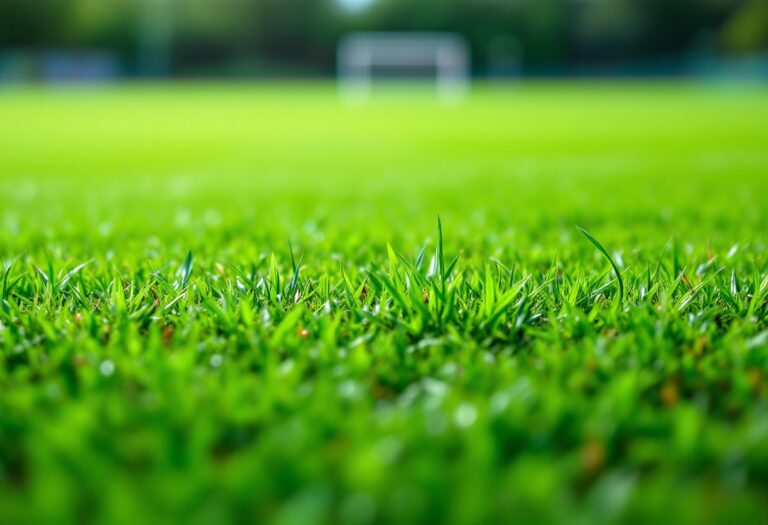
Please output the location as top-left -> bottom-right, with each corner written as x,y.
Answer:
337,32 -> 470,105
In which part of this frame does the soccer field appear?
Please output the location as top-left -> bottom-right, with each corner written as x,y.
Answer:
1,82 -> 768,524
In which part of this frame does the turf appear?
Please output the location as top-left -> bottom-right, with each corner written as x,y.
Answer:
1,82 -> 767,524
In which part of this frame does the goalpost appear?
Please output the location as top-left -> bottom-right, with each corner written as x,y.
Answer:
337,32 -> 470,105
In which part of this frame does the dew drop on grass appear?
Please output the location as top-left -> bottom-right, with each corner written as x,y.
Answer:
210,354 -> 223,368
489,391 -> 511,415
279,359 -> 294,375
454,403 -> 477,428
337,379 -> 361,400
440,362 -> 458,378
99,360 -> 115,377
422,378 -> 449,399
261,307 -> 271,326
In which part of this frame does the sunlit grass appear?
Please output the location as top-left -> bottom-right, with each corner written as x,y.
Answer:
0,82 -> 767,524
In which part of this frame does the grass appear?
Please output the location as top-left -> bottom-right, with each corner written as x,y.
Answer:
1,81 -> 768,524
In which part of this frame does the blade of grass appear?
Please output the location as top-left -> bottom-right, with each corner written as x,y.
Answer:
576,226 -> 624,302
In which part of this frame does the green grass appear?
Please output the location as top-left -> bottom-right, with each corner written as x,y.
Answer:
1,82 -> 768,524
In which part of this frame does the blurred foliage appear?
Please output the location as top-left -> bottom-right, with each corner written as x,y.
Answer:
0,0 -> 765,75
722,0 -> 768,52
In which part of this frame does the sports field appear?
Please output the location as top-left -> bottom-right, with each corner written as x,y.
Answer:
1,82 -> 768,524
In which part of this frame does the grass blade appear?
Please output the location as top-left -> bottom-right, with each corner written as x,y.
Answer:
576,226 -> 624,302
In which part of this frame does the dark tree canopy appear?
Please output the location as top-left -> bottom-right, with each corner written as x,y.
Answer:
0,0 -> 765,75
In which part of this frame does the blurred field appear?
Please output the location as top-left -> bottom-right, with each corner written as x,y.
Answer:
2,82 -> 767,242
1,82 -> 768,524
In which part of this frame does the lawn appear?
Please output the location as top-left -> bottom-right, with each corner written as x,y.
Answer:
1,82 -> 767,524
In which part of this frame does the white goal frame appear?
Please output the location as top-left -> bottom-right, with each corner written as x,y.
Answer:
337,32 -> 469,105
